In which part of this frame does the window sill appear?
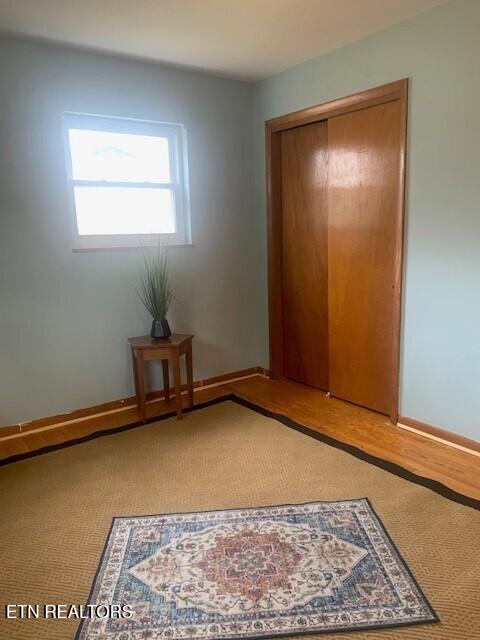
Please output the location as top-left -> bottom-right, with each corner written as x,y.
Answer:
72,235 -> 193,252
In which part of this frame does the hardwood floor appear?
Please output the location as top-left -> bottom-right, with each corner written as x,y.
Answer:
1,376 -> 479,500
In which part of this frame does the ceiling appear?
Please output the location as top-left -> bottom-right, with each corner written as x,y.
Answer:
0,0 -> 445,81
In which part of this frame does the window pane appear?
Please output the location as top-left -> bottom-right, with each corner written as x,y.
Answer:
74,187 -> 176,235
68,129 -> 171,183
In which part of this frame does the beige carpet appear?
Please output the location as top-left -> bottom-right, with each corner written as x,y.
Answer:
0,397 -> 479,639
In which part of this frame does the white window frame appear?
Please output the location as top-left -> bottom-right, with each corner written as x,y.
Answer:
62,112 -> 191,250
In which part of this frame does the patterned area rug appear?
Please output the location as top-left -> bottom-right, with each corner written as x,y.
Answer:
76,499 -> 436,639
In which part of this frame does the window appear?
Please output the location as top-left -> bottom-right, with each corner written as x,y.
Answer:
63,113 -> 191,249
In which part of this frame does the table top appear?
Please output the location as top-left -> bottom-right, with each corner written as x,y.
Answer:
128,334 -> 194,349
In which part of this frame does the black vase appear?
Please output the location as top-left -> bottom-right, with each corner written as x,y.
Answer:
150,318 -> 171,339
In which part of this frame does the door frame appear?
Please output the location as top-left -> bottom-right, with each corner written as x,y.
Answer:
265,79 -> 408,423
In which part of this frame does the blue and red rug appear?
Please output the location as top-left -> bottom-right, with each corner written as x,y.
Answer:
76,498 -> 436,639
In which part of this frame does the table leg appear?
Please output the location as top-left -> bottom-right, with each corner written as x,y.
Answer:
172,351 -> 182,420
131,347 -> 140,401
162,360 -> 170,401
186,340 -> 194,408
136,350 -> 147,422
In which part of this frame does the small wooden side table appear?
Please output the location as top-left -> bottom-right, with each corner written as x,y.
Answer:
128,334 -> 194,422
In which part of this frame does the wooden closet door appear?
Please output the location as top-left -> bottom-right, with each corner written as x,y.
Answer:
327,101 -> 401,414
281,122 -> 329,390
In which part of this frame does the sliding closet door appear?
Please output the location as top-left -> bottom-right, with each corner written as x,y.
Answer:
281,122 -> 329,390
327,101 -> 400,414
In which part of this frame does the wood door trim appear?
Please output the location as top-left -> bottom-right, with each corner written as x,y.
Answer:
266,80 -> 406,133
265,79 -> 408,423
390,82 -> 409,423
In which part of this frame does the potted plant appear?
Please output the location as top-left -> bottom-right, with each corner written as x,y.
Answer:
137,245 -> 172,339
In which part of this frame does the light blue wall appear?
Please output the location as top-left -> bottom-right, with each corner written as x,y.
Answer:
2,0 -> 479,440
252,0 -> 480,440
0,36 -> 262,424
